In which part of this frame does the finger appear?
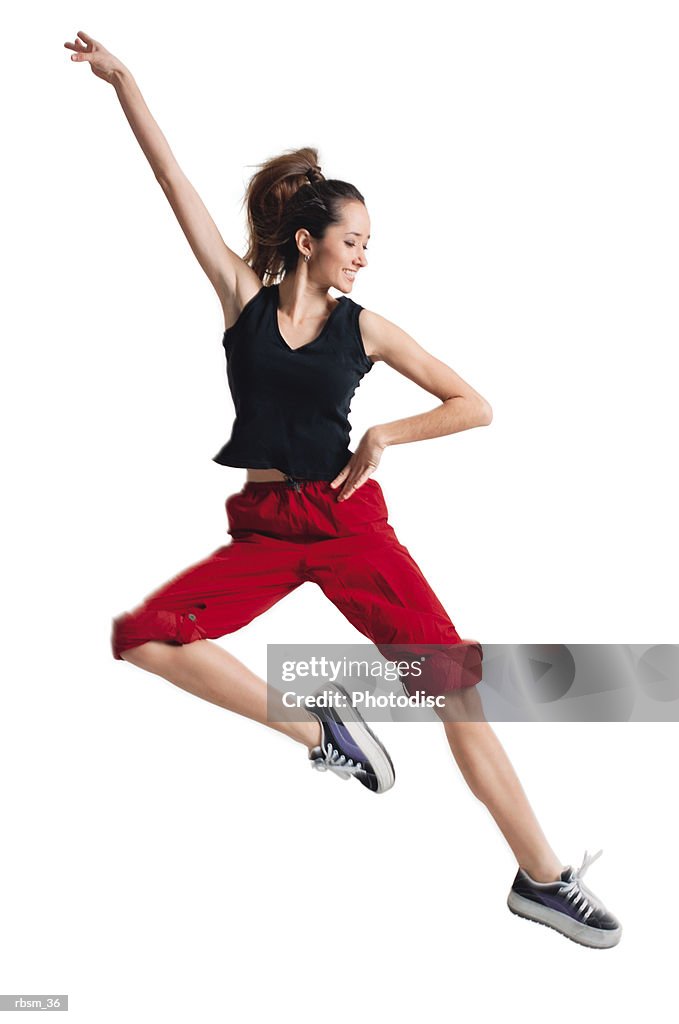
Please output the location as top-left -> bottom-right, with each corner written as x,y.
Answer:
337,482 -> 354,501
339,469 -> 374,500
329,464 -> 350,489
338,474 -> 365,501
77,30 -> 95,47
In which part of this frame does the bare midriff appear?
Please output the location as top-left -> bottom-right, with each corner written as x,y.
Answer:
245,467 -> 292,483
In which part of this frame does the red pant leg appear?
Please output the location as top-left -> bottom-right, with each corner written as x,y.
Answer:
305,486 -> 483,694
111,538 -> 304,660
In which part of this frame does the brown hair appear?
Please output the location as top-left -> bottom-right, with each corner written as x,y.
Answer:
241,146 -> 365,286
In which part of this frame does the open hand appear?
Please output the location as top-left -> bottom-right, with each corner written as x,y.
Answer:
64,30 -> 127,84
330,429 -> 386,501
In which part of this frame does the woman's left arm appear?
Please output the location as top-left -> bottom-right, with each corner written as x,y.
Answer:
331,309 -> 492,498
362,307 -> 493,447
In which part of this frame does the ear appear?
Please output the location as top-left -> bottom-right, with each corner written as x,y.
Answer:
294,228 -> 313,261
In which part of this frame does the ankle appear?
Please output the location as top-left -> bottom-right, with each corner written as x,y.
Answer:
304,720 -> 322,751
521,862 -> 565,884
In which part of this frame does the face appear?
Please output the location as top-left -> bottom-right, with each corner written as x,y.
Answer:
302,200 -> 370,293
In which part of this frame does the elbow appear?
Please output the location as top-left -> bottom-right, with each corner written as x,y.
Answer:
475,400 -> 493,426
444,395 -> 493,426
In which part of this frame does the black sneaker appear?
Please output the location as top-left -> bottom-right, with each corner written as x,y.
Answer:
507,849 -> 622,948
306,683 -> 395,794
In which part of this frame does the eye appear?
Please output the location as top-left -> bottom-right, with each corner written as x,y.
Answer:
345,241 -> 368,251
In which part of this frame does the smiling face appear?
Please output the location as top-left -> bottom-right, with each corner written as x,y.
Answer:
300,200 -> 371,292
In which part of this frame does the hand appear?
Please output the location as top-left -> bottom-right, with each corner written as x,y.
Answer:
64,30 -> 127,84
330,429 -> 387,501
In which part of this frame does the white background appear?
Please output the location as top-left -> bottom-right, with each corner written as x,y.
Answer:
1,1 -> 677,1020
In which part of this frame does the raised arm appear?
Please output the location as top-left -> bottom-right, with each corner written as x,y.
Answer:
64,31 -> 260,322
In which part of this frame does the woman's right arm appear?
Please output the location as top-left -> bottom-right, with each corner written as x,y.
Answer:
65,31 -> 260,319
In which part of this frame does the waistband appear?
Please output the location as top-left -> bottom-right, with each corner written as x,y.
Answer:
241,476 -> 383,494
243,475 -> 328,492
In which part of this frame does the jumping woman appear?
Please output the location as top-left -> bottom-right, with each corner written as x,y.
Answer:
65,29 -> 622,948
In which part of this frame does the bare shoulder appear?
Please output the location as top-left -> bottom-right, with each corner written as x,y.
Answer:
357,306 -> 414,363
357,304 -> 493,415
221,262 -> 265,332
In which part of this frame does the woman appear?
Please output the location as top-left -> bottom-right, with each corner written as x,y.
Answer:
66,29 -> 621,948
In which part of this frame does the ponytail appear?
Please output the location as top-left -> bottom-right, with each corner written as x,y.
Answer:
242,146 -> 364,285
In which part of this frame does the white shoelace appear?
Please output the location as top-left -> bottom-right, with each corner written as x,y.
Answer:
558,849 -> 605,921
311,742 -> 364,781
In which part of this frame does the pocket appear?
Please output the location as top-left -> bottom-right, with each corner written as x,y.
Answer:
360,478 -> 388,516
335,478 -> 387,529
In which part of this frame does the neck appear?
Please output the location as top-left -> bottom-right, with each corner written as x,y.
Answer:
276,273 -> 337,324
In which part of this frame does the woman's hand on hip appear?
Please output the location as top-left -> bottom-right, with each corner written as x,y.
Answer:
330,428 -> 387,501
64,30 -> 127,84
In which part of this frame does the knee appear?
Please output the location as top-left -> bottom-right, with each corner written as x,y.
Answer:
118,640 -> 166,670
436,684 -> 486,724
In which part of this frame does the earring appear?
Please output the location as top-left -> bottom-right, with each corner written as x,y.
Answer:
304,254 -> 310,263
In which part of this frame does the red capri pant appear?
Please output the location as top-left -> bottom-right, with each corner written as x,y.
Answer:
111,478 -> 482,694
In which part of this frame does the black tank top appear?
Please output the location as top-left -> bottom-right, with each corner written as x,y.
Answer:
212,283 -> 374,480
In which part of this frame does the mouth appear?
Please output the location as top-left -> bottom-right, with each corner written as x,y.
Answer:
343,269 -> 357,281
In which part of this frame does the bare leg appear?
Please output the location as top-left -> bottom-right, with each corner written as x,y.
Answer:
120,639 -> 322,750
437,686 -> 564,883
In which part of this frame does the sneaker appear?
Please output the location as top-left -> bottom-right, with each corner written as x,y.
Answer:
507,849 -> 622,948
306,683 -> 395,794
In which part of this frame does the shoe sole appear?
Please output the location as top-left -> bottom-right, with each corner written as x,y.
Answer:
507,890 -> 622,948
328,683 -> 396,793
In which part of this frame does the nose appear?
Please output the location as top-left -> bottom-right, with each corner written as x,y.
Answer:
355,250 -> 368,268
